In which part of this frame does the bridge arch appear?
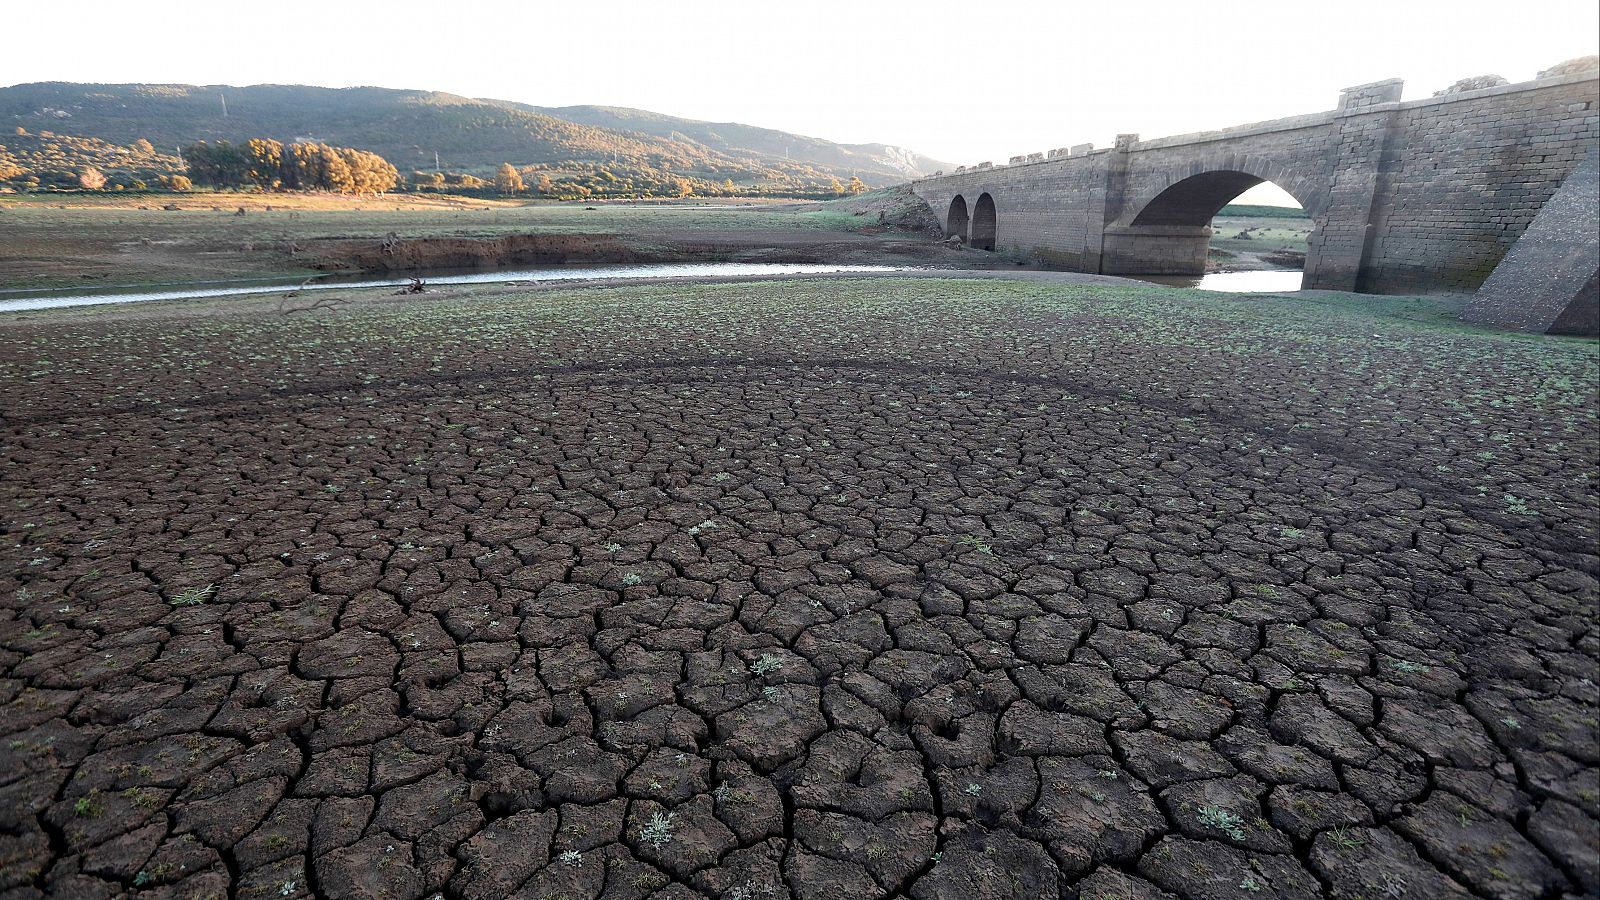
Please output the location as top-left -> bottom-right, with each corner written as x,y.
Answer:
1130,168 -> 1319,227
946,195 -> 969,241
1105,163 -> 1325,280
971,193 -> 997,251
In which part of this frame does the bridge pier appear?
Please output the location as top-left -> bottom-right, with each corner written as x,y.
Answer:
1099,225 -> 1211,276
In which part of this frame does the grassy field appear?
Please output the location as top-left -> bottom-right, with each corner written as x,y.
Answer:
1208,212 -> 1313,256
2,273 -> 1594,897
0,190 -> 1313,291
0,192 -> 898,291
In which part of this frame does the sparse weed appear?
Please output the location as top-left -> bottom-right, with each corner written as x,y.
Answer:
168,584 -> 215,606
749,654 -> 784,677
640,811 -> 674,848
1197,805 -> 1246,841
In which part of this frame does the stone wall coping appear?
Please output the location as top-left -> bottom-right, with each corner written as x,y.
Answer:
1342,78 -> 1406,91
1131,111 -> 1337,151
914,72 -> 1598,187
1391,70 -> 1598,112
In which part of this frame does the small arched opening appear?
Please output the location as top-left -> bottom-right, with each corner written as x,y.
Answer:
971,193 -> 997,251
946,195 -> 969,241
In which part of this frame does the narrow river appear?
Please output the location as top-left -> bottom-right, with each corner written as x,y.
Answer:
0,263 -> 909,312
0,263 -> 1307,313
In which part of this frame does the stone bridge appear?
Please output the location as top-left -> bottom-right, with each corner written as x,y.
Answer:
911,72 -> 1599,329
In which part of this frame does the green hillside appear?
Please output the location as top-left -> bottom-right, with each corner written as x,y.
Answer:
0,82 -> 948,196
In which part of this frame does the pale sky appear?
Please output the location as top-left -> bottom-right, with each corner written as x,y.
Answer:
5,0 -> 1597,205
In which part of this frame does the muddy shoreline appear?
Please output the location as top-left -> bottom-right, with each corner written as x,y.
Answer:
301,230 -> 989,277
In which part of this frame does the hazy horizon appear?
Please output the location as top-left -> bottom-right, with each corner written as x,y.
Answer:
5,0 -> 1597,206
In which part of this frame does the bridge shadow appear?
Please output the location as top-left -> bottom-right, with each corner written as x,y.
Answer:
972,193 -> 997,251
946,195 -> 969,243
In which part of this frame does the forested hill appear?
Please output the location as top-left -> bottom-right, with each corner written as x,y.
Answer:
535,105 -> 947,180
0,82 -> 950,193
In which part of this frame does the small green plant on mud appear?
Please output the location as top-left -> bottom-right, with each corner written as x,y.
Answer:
1502,494 -> 1533,516
620,573 -> 643,587
640,811 -> 674,848
168,584 -> 215,606
73,795 -> 104,818
559,849 -> 581,866
957,535 -> 993,554
749,654 -> 784,677
1197,806 -> 1246,841
1325,825 -> 1366,849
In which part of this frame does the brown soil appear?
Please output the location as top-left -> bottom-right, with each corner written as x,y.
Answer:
310,234 -> 648,272
305,231 -> 970,275
3,274 -> 1594,899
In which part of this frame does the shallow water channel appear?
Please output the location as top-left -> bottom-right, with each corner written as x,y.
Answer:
0,262 -> 1308,313
0,262 -> 909,312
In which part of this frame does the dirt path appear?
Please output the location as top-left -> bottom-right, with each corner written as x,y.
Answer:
2,276 -> 1595,899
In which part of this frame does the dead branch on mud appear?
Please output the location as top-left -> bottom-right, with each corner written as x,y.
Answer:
277,279 -> 346,315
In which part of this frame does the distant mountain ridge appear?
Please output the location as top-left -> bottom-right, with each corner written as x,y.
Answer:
534,104 -> 946,179
0,82 -> 951,194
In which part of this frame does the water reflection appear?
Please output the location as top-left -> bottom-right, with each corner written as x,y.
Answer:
1131,269 -> 1304,293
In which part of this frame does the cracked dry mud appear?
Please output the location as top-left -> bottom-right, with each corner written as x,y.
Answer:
1,276 -> 1596,900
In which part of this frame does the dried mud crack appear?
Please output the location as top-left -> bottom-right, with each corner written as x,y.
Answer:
1,276 -> 1596,900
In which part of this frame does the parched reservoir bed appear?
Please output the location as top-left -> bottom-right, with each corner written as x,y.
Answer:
2,276 -> 1595,899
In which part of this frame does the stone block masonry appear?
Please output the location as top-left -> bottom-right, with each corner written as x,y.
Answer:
912,71 -> 1599,331
1462,146 -> 1598,334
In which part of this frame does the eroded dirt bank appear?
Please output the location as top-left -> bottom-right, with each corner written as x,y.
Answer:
305,231 -> 964,274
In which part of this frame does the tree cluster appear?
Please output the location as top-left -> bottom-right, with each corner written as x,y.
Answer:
0,129 -> 181,191
182,139 -> 399,193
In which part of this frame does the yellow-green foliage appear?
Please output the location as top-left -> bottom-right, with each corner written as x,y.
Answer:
0,129 -> 183,188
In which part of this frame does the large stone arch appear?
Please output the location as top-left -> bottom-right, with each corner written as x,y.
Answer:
946,195 -> 969,241
1122,156 -> 1329,226
971,193 -> 998,251
1103,159 -> 1327,277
